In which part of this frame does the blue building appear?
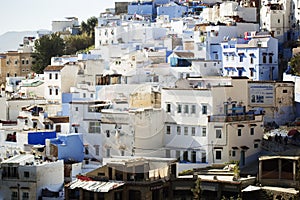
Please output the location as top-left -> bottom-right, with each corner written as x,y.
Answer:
157,2 -> 188,20
48,133 -> 84,162
221,34 -> 279,81
28,131 -> 56,145
128,1 -> 156,20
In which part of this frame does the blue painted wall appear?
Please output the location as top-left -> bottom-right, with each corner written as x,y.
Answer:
49,133 -> 84,162
128,4 -> 155,16
28,131 -> 56,145
157,5 -> 187,19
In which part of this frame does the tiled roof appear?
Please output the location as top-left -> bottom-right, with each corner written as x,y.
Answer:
44,65 -> 64,71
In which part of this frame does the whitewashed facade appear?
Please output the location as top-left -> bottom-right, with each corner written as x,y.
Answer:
0,154 -> 64,200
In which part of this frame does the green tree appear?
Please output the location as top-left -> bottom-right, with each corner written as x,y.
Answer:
31,33 -> 65,73
289,53 -> 300,76
64,34 -> 94,55
80,16 -> 98,39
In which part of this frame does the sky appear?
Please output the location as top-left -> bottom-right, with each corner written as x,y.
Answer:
0,0 -> 128,35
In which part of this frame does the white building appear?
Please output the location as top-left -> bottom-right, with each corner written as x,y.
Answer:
161,77 -> 264,170
52,17 -> 79,34
0,154 -> 64,200
194,23 -> 260,60
95,19 -> 168,48
221,33 -> 279,80
43,64 -> 78,116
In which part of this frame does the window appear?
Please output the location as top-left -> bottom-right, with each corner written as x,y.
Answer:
250,127 -> 254,135
216,150 -> 222,160
191,105 -> 196,114
263,55 -> 266,63
22,192 -> 29,200
94,145 -> 100,156
121,150 -> 125,156
239,56 -> 243,62
254,143 -> 259,148
202,105 -> 207,114
191,151 -> 196,163
106,130 -> 110,137
11,191 -> 18,200
216,129 -> 222,138
26,60 -> 29,65
269,56 -> 273,63
166,103 -> 171,112
90,94 -> 94,98
83,93 -> 86,98
176,151 -> 181,160
55,89 -> 58,95
24,171 -> 29,178
166,126 -> 171,134
89,122 -> 101,133
75,107 -> 79,111
184,127 -> 188,135
238,129 -> 242,136
85,146 -> 89,154
283,89 -> 288,93
49,88 -> 52,95
166,150 -> 171,158
278,19 -> 280,23
250,68 -> 254,77
183,151 -> 188,161
107,148 -> 110,157
177,104 -> 182,113
55,73 -> 58,79
15,60 -> 18,65
232,150 -> 236,157
201,152 -> 206,163
191,127 -> 196,136
177,126 -> 181,135
250,57 -> 254,64
184,105 -> 189,114
231,55 -> 234,60
202,127 -> 206,137
49,73 -> 52,79
22,60 -> 25,65
56,124 -> 61,132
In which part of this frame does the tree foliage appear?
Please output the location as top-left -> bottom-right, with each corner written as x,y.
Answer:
64,34 -> 94,55
31,17 -> 97,74
31,33 -> 65,74
80,16 -> 98,39
289,53 -> 300,76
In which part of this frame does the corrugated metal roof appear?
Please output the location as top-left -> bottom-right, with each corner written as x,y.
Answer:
68,179 -> 124,193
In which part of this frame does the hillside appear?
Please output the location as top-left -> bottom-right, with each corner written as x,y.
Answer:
0,31 -> 37,52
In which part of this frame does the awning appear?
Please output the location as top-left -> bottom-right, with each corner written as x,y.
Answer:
242,185 -> 261,192
224,67 -> 237,72
237,67 -> 246,72
68,179 -> 124,193
288,129 -> 300,136
240,146 -> 249,150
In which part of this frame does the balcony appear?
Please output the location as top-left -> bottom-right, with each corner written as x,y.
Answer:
208,114 -> 256,122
